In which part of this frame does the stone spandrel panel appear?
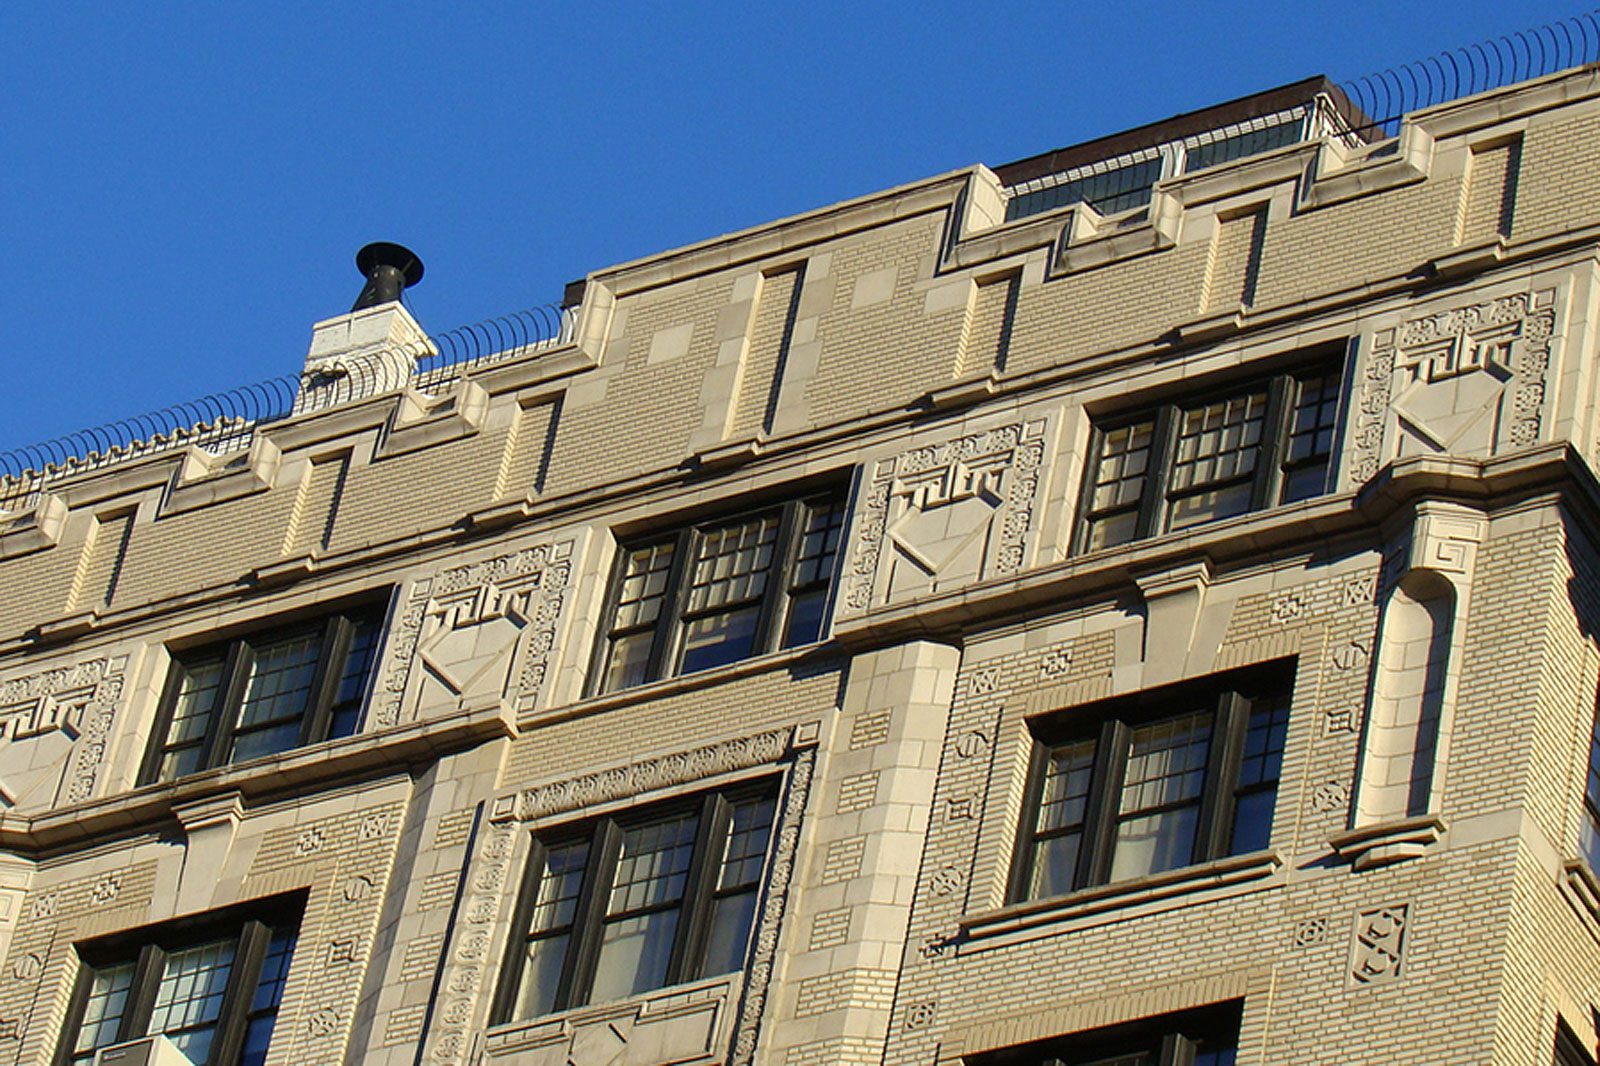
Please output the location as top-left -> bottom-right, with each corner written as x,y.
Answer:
841,416 -> 1052,614
0,652 -> 133,812
373,535 -> 579,727
1349,288 -> 1557,482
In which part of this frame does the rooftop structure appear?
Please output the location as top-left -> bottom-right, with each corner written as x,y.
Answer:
3,16 -> 1600,1066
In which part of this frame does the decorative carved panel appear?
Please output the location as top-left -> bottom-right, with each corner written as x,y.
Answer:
0,655 -> 128,809
1352,290 -> 1556,482
843,419 -> 1048,613
375,540 -> 574,727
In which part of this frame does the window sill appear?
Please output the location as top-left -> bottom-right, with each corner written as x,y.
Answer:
534,641 -> 838,730
1561,859 -> 1600,930
1329,814 -> 1446,870
959,849 -> 1282,948
0,700 -> 514,852
483,973 -> 737,1065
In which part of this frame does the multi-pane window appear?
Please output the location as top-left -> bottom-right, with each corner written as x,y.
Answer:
974,1002 -> 1241,1066
57,903 -> 299,1066
140,604 -> 385,784
1555,1020 -> 1599,1066
1582,694 -> 1600,872
594,491 -> 846,694
495,784 -> 778,1021
1078,358 -> 1345,553
1014,666 -> 1291,902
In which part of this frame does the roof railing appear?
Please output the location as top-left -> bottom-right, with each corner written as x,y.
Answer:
0,300 -> 576,512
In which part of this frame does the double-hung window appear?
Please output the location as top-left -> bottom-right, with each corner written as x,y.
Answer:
974,1002 -> 1241,1066
57,901 -> 299,1066
1078,354 -> 1344,553
140,603 -> 385,784
495,783 -> 777,1022
1013,666 -> 1290,902
1582,693 -> 1600,872
594,490 -> 846,694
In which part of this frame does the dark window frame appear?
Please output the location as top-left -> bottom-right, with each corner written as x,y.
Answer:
589,486 -> 847,696
55,894 -> 303,1066
492,779 -> 778,1023
969,1000 -> 1241,1066
1074,349 -> 1346,555
137,601 -> 386,786
1009,663 -> 1292,905
1556,1019 -> 1599,1066
1583,691 -> 1600,872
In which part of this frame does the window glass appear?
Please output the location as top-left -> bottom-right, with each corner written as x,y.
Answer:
502,784 -> 779,1020
64,907 -> 299,1066
1078,359 -> 1343,553
1019,668 -> 1291,902
148,605 -> 384,784
597,490 -> 845,694
1110,713 -> 1211,881
70,963 -> 135,1065
149,939 -> 237,1063
1031,740 -> 1096,898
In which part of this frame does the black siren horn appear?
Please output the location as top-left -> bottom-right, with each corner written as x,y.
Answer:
352,242 -> 425,311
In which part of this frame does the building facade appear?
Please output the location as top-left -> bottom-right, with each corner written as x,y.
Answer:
1,58 -> 1600,1066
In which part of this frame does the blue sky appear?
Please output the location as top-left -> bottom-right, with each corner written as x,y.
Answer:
0,2 -> 1590,455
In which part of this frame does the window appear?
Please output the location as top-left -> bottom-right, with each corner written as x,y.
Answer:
1582,693 -> 1600,871
57,899 -> 299,1066
1556,1020 -> 1598,1066
973,1002 -> 1240,1066
140,603 -> 385,784
1077,356 -> 1344,554
1012,666 -> 1290,902
495,782 -> 777,1021
593,490 -> 846,694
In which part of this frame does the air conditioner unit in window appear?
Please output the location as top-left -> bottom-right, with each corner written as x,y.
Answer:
93,1035 -> 191,1066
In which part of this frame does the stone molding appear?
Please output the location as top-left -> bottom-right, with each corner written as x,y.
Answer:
0,654 -> 128,808
495,723 -> 817,824
843,418 -> 1048,614
375,539 -> 574,728
1353,289 -> 1557,483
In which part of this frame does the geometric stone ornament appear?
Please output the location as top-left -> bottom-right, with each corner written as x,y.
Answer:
730,747 -> 816,1065
1349,902 -> 1410,986
508,726 -> 795,823
374,539 -> 574,727
843,418 -> 1048,613
0,655 -> 128,809
1352,289 -> 1556,482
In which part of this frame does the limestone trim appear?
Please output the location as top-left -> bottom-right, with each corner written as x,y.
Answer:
958,849 -> 1282,946
1329,813 -> 1448,869
833,442 -> 1587,650
0,700 -> 511,854
374,538 -> 574,728
1354,288 -> 1558,483
494,721 -> 820,824
482,975 -> 737,1063
0,653 -> 129,810
843,418 -> 1049,614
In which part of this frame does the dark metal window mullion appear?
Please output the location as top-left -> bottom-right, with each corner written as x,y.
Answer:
654,529 -> 697,681
1159,1031 -> 1200,1066
208,920 -> 270,1066
562,819 -> 622,1010
1079,719 -> 1131,888
1251,374 -> 1295,511
1138,406 -> 1180,540
1009,742 -> 1055,903
119,944 -> 167,1045
139,663 -> 196,786
491,838 -> 550,1024
1192,695 -> 1247,863
205,642 -> 257,773
298,616 -> 352,747
668,794 -> 730,984
752,500 -> 804,656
